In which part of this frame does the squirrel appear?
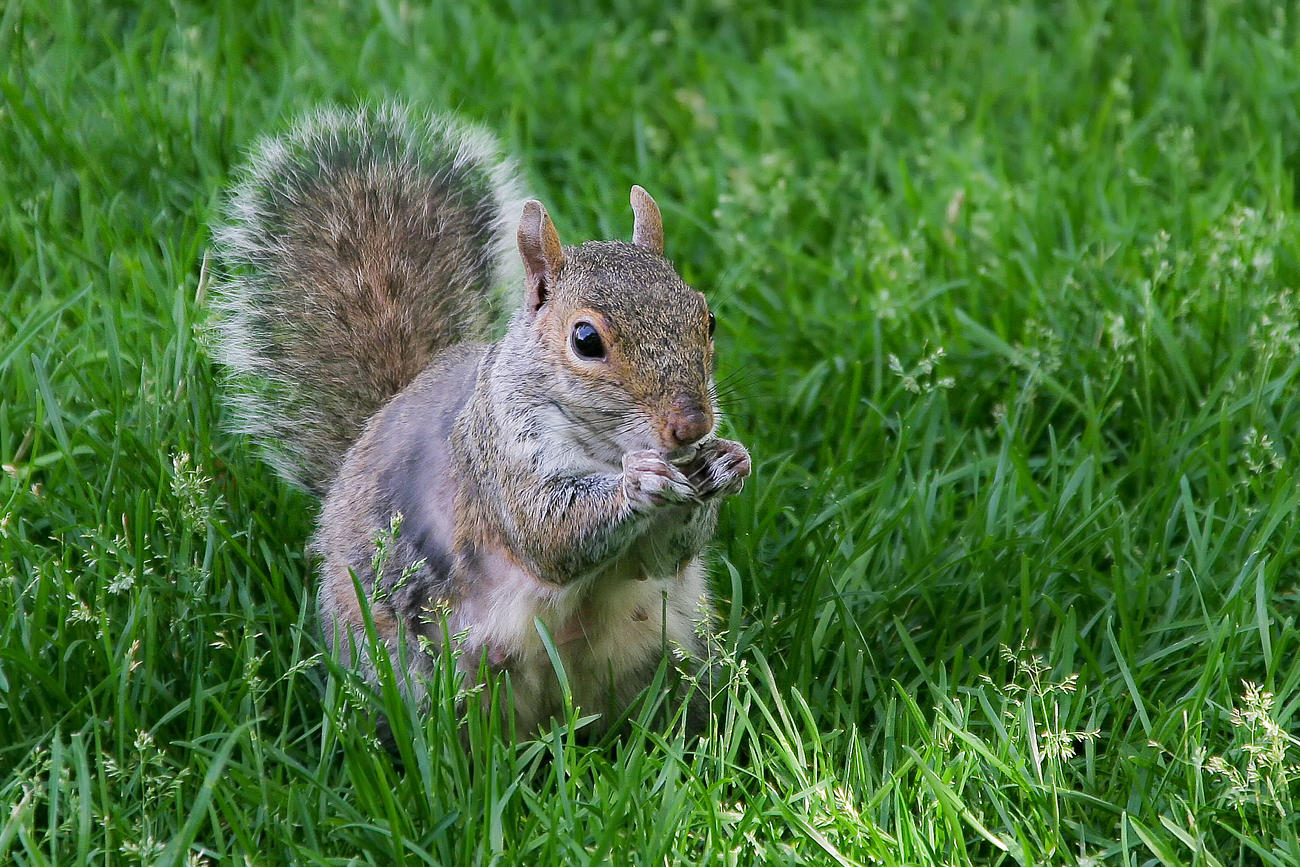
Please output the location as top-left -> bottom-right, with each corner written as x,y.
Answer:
207,104 -> 751,737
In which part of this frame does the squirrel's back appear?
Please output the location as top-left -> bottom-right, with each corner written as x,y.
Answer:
208,104 -> 527,494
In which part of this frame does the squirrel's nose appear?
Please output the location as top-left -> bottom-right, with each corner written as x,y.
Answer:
664,396 -> 713,448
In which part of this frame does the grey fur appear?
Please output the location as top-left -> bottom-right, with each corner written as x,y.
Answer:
207,105 -> 750,737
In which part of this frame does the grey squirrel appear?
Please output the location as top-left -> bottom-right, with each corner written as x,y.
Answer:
208,104 -> 751,736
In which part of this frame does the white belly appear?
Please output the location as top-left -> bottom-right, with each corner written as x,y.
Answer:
453,552 -> 709,734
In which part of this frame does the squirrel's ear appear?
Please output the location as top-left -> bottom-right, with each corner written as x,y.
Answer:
518,200 -> 566,313
630,185 -> 664,255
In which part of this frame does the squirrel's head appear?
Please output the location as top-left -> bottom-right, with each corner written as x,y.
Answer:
516,187 -> 718,459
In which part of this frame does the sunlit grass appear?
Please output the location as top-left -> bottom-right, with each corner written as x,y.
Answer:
3,1 -> 1298,864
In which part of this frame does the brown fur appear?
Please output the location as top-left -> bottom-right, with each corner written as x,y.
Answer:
209,105 -> 523,494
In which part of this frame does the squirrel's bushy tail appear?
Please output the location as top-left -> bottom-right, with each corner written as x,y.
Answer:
208,104 -> 527,495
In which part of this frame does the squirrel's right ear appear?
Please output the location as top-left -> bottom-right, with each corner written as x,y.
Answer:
517,200 -> 566,314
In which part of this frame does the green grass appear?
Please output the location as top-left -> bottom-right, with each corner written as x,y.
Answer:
3,0 -> 1299,863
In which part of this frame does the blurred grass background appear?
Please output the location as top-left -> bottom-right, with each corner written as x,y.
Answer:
2,1 -> 1298,864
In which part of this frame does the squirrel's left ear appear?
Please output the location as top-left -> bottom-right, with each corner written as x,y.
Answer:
517,200 -> 566,314
630,186 -> 664,255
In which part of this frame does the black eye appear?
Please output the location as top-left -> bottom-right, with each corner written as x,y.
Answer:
707,310 -> 716,337
572,321 -> 606,359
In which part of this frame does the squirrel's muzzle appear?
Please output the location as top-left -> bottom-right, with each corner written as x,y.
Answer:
663,395 -> 713,449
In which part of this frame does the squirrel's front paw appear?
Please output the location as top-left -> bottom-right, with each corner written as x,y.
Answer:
623,450 -> 696,509
687,439 -> 751,499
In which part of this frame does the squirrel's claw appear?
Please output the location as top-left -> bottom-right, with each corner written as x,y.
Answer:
623,450 -> 697,509
690,439 -> 751,500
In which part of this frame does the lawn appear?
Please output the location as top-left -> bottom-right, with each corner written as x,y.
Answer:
2,1 -> 1298,864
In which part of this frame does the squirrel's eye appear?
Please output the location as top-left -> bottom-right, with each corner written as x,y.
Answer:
707,310 -> 716,337
571,322 -> 606,359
